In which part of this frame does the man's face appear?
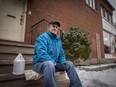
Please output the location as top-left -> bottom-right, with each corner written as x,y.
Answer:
48,24 -> 59,35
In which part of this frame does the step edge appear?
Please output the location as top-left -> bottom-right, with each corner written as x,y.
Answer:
0,73 -> 25,82
0,52 -> 34,54
0,71 -> 65,82
0,60 -> 32,65
0,42 -> 35,48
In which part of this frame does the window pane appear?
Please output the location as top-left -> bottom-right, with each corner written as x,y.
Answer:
105,10 -> 108,20
86,0 -> 89,4
93,0 -> 95,9
109,14 -> 112,23
103,31 -> 111,54
86,0 -> 96,10
101,8 -> 103,17
103,31 -> 116,58
90,0 -> 92,7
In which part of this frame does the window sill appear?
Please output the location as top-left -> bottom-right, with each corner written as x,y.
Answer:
85,4 -> 99,14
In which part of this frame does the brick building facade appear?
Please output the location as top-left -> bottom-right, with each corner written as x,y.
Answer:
25,0 -> 103,58
0,0 -> 116,66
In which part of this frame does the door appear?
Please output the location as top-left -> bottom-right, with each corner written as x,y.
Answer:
0,0 -> 27,42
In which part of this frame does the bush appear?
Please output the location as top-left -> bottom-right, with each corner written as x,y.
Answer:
62,27 -> 92,62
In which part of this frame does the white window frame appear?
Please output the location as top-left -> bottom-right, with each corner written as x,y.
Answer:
86,0 -> 96,10
101,7 -> 113,23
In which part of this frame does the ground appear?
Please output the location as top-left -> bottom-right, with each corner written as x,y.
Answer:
65,63 -> 116,87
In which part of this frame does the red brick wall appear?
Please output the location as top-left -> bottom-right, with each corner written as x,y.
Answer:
25,0 -> 104,58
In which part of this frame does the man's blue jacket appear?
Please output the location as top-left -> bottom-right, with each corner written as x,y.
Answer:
32,31 -> 66,65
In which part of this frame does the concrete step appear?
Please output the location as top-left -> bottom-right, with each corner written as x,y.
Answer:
0,63 -> 32,74
0,41 -> 34,61
0,72 -> 70,87
0,41 -> 34,74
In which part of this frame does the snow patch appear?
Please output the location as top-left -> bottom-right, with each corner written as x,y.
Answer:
65,64 -> 116,87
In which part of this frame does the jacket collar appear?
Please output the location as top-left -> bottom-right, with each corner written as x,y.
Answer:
46,30 -> 60,40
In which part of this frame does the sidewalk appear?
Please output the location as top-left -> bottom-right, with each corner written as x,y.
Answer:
72,63 -> 116,87
78,63 -> 116,71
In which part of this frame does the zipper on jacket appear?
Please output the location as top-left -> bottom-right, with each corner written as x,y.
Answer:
52,39 -> 57,61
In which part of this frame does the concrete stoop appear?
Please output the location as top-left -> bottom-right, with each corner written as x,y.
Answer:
0,41 -> 70,87
0,72 -> 70,87
0,41 -> 34,74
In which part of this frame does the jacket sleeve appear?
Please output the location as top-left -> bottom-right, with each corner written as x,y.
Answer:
58,41 -> 66,64
35,35 -> 54,63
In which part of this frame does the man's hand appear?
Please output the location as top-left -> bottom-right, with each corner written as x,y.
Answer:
55,63 -> 66,71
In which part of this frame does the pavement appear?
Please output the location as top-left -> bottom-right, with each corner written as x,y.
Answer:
78,63 -> 116,71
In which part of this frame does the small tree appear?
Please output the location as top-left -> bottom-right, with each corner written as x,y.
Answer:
62,27 -> 92,62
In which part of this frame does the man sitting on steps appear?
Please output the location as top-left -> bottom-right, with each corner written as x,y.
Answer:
32,21 -> 82,87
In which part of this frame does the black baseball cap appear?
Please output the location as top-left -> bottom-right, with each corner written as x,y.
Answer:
49,21 -> 60,27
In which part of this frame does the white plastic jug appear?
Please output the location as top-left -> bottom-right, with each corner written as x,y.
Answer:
12,53 -> 25,75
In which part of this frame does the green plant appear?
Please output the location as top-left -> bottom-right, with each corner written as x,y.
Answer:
62,27 -> 92,62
